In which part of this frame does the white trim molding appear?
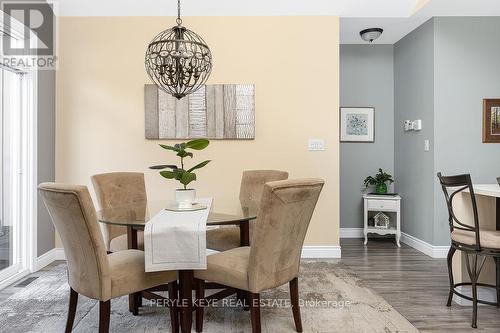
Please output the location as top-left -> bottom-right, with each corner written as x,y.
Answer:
340,227 -> 364,238
400,232 -> 449,259
34,248 -> 65,271
340,228 -> 450,259
34,247 -> 339,272
301,246 -> 341,259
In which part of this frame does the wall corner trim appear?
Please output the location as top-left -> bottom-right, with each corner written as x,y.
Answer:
340,228 -> 364,238
301,246 -> 341,259
35,246 -> 340,270
35,248 -> 66,271
400,232 -> 449,258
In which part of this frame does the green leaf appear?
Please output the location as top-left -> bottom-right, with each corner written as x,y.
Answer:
180,172 -> 197,186
185,138 -> 209,150
149,164 -> 178,170
177,151 -> 193,158
159,144 -> 179,152
159,171 -> 176,179
187,160 -> 211,173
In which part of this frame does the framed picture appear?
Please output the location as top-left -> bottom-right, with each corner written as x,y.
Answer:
340,107 -> 375,142
483,99 -> 500,143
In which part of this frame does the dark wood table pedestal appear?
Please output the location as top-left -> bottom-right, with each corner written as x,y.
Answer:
125,219 -> 251,333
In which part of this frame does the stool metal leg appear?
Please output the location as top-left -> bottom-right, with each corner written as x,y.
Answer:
465,253 -> 487,329
446,247 -> 456,306
495,257 -> 500,307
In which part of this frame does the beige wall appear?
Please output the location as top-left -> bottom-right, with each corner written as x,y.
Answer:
56,16 -> 340,248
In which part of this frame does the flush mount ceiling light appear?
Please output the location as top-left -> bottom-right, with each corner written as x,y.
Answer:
360,28 -> 383,43
145,0 -> 212,99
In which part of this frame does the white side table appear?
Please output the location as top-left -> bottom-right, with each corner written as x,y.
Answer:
363,194 -> 401,247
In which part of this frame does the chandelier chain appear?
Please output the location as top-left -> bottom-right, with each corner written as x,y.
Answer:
176,0 -> 182,26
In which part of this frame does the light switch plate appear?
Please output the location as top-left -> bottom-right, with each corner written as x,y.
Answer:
424,139 -> 430,151
308,139 -> 325,151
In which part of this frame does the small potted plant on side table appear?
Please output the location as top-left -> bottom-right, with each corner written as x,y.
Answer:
363,168 -> 394,195
150,138 -> 211,208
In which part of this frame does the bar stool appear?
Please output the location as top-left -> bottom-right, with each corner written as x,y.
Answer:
437,173 -> 500,328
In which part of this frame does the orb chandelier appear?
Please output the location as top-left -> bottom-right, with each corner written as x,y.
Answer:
145,0 -> 212,99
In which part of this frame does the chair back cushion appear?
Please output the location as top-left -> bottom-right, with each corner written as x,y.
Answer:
38,183 -> 111,300
91,172 -> 147,249
239,170 -> 289,204
437,172 -> 481,250
248,179 -> 324,293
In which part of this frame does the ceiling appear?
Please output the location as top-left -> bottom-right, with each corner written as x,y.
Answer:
58,0 -> 500,44
341,0 -> 500,44
58,0 -> 418,17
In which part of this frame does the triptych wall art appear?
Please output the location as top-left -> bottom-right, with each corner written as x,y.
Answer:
145,84 -> 255,140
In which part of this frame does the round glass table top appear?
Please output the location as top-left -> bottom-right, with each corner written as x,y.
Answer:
97,199 -> 258,228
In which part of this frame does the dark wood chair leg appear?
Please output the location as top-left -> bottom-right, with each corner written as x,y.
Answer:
129,293 -> 139,316
249,293 -> 261,333
195,279 -> 205,333
99,300 -> 111,333
65,288 -> 78,333
495,257 -> 500,307
168,282 -> 180,333
446,247 -> 456,306
289,278 -> 303,332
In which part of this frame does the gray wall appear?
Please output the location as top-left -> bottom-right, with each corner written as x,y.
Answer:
37,69 -> 56,256
394,19 -> 435,244
340,45 -> 394,228
433,17 -> 500,245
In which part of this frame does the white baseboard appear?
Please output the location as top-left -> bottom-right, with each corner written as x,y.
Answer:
35,248 -> 65,271
0,269 -> 30,291
400,232 -> 449,259
301,246 -> 341,259
340,228 -> 364,238
35,247 -> 339,267
454,285 -> 497,306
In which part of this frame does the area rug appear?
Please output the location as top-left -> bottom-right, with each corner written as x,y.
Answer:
0,261 -> 418,333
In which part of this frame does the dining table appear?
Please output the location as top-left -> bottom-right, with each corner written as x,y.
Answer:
97,199 -> 258,333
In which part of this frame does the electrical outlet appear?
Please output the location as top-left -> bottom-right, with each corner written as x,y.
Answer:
308,139 -> 325,151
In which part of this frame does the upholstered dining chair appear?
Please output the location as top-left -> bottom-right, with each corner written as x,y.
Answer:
38,183 -> 178,333
195,179 -> 324,333
91,172 -> 147,252
437,173 -> 500,328
206,170 -> 289,251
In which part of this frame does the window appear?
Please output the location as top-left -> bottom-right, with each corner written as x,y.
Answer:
0,19 -> 37,287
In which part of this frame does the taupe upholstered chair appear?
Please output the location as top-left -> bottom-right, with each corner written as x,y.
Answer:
206,170 -> 289,251
195,179 -> 324,333
91,172 -> 146,252
38,183 -> 178,333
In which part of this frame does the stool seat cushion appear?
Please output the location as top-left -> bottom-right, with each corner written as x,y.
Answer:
452,229 -> 500,249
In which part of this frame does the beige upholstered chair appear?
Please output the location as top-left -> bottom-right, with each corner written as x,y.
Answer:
91,172 -> 146,252
38,183 -> 178,333
206,170 -> 289,251
195,179 -> 324,333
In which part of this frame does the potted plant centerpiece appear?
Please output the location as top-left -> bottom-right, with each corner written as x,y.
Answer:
363,168 -> 394,195
150,139 -> 211,208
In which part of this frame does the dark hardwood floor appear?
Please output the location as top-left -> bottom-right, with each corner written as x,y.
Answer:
341,238 -> 500,332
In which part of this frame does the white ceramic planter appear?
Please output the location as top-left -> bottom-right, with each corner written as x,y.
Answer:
175,189 -> 196,208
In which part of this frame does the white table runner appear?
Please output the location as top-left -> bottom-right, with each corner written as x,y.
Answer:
144,197 -> 213,272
